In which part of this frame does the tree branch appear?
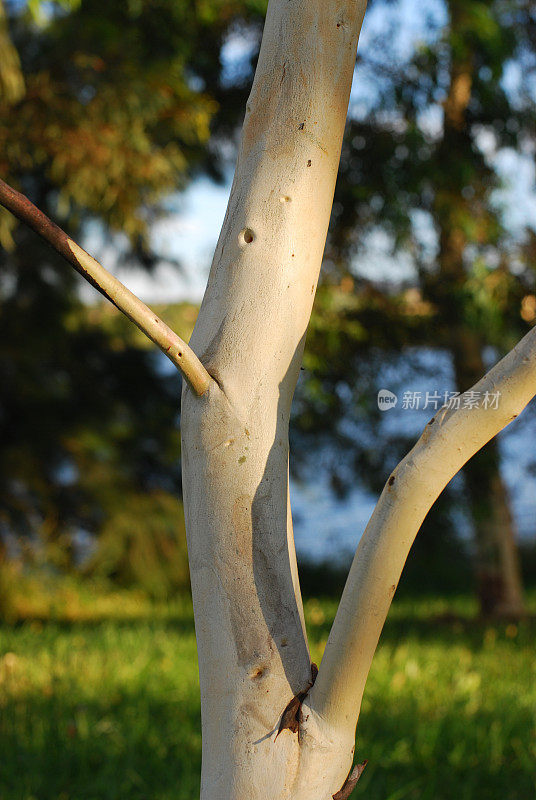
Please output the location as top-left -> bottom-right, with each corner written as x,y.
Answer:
0,178 -> 212,396
308,325 -> 536,736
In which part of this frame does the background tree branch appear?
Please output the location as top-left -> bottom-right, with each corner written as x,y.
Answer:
0,178 -> 211,396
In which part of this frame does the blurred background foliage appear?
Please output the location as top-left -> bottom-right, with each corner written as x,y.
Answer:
0,0 -> 535,617
0,0 -> 266,601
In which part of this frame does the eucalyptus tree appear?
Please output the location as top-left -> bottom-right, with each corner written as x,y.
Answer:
2,1 -> 536,799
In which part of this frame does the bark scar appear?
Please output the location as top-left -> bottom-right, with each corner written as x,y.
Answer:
274,662 -> 318,739
332,761 -> 368,799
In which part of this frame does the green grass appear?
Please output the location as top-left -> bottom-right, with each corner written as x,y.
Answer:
1,581 -> 535,800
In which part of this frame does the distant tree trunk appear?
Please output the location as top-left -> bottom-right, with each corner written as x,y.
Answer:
436,188 -> 526,619
0,532 -> 14,620
450,329 -> 525,617
433,8 -> 526,617
435,278 -> 525,620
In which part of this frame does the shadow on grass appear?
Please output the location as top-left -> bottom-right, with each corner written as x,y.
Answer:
0,689 -> 202,800
356,700 -> 535,800
307,612 -> 536,652
1,686 -> 533,800
1,599 -> 534,800
8,610 -> 536,652
5,613 -> 197,636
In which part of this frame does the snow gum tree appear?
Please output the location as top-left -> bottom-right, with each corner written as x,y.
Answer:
1,1 -> 535,798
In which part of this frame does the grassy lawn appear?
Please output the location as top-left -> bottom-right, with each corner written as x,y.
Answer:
1,579 -> 535,800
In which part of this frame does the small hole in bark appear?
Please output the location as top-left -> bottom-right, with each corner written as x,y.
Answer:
429,417 -> 435,424
307,159 -> 312,167
250,666 -> 267,679
298,122 -> 305,130
388,475 -> 395,486
239,228 -> 255,245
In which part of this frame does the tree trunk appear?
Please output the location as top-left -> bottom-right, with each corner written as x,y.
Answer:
437,239 -> 526,619
432,0 -> 525,617
181,2 -> 368,797
450,329 -> 525,617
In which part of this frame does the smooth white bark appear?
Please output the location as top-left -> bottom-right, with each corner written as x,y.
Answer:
181,2 -> 367,797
